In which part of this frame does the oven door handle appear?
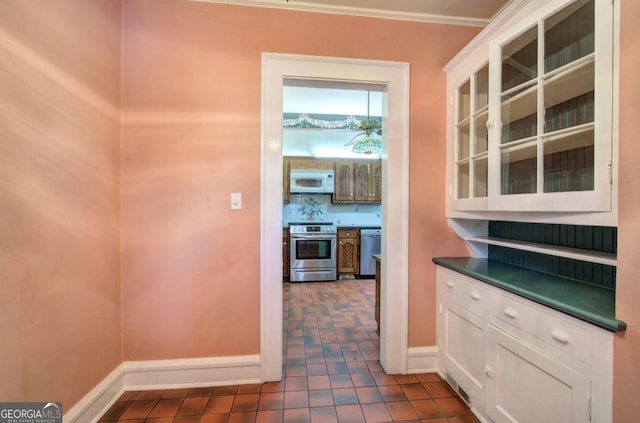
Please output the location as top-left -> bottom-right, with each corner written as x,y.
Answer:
290,234 -> 336,239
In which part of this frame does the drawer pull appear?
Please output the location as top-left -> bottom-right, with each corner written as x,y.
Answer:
503,307 -> 518,319
470,291 -> 481,300
551,330 -> 570,344
446,281 -> 455,288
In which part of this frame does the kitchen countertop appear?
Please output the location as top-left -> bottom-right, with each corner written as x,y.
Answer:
433,257 -> 626,332
372,254 -> 381,262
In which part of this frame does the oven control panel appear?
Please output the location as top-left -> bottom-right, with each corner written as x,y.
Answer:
289,224 -> 337,234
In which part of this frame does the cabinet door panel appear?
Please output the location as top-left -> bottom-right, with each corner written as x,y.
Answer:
334,161 -> 354,202
370,161 -> 382,202
487,0 -> 612,212
442,297 -> 487,415
338,228 -> 359,275
487,325 -> 590,423
283,228 -> 290,278
354,162 -> 371,202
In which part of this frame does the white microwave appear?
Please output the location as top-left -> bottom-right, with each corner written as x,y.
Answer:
289,169 -> 334,194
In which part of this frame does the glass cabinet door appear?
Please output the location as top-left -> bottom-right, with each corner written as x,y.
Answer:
490,0 -> 612,211
455,63 -> 490,204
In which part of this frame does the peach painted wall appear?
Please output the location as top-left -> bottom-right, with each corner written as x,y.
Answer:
121,0 -> 475,359
0,0 -> 122,410
614,0 -> 640,420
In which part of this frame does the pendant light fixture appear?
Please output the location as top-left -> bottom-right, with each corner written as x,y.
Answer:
344,91 -> 382,155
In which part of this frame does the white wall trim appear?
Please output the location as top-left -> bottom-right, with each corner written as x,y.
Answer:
443,0 -> 531,72
63,364 -> 125,423
261,53 -> 411,377
122,354 -> 262,390
190,0 -> 490,27
63,355 -> 261,423
406,346 -> 440,374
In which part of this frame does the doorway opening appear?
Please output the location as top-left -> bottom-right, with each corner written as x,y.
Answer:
261,53 -> 410,382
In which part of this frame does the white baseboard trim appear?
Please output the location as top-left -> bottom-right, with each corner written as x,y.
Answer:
123,354 -> 262,390
406,346 -> 440,374
63,363 -> 125,423
63,354 -> 262,423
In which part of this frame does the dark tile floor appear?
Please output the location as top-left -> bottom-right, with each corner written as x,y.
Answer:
99,280 -> 479,422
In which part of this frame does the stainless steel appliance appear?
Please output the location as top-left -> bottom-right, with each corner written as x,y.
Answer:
289,169 -> 334,194
289,222 -> 337,282
359,228 -> 381,277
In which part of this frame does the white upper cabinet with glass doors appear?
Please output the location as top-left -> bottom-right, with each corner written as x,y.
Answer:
488,0 -> 613,211
454,64 -> 490,210
447,0 -> 615,215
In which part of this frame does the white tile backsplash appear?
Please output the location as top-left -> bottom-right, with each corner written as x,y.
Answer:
284,194 -> 381,227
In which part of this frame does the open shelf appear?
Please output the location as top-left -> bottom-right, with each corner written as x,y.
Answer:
465,236 -> 617,266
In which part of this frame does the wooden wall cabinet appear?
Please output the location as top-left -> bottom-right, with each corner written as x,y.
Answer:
334,160 -> 355,202
283,158 -> 290,203
337,228 -> 359,275
334,160 -> 381,204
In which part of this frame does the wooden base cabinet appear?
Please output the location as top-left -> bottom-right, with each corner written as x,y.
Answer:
436,266 -> 613,423
337,228 -> 359,275
283,228 -> 289,279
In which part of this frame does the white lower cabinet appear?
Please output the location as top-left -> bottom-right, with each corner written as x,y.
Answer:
436,265 -> 613,423
486,325 -> 590,423
442,296 -> 488,417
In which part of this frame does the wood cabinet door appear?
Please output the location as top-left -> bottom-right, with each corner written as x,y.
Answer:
337,230 -> 359,275
370,161 -> 382,203
334,161 -> 354,202
282,228 -> 289,278
354,161 -> 371,202
283,157 -> 290,203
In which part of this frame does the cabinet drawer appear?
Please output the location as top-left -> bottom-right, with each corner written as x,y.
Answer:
338,229 -> 359,239
492,294 -> 592,364
439,268 -> 491,314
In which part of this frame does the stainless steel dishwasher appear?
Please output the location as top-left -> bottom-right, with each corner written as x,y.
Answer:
359,228 -> 381,277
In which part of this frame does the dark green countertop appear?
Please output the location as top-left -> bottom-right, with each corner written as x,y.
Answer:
433,257 -> 626,332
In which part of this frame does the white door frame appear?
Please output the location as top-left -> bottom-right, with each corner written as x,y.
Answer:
260,53 -> 410,381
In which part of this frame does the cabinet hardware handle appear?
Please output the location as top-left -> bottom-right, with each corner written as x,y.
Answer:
483,364 -> 494,378
283,241 -> 287,245
551,330 -> 570,344
470,291 -> 481,300
446,281 -> 455,288
503,307 -> 518,318
485,120 -> 494,130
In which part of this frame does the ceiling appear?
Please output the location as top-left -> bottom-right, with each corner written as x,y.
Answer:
204,0 -> 513,26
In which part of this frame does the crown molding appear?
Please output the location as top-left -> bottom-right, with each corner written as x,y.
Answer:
189,0 -> 491,27
443,0 -> 530,72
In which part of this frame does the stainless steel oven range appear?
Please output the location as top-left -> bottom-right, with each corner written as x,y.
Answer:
289,222 -> 337,282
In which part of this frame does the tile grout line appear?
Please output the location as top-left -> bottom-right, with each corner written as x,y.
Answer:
98,279 -> 478,423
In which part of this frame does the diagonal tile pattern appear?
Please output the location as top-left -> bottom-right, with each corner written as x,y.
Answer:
99,279 -> 479,422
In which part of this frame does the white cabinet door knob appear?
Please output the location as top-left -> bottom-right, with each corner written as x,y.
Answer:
551,330 -> 570,344
483,364 -> 494,378
504,307 -> 518,318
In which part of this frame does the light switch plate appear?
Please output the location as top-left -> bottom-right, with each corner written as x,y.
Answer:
231,192 -> 242,210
